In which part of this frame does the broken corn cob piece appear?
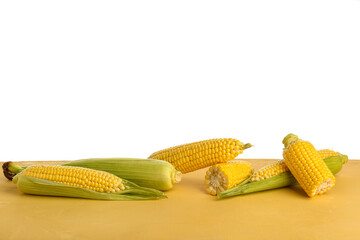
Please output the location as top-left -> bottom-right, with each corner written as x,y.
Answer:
13,165 -> 166,200
148,138 -> 252,173
282,134 -> 336,197
251,149 -> 338,182
205,161 -> 253,196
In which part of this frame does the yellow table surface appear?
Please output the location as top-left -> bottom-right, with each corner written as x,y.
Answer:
0,159 -> 359,240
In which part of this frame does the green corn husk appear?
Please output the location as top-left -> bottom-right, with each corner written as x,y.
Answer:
3,158 -> 182,191
218,154 -> 348,199
13,173 -> 167,201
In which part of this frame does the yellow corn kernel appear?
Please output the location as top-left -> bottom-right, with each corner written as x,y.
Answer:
251,149 -> 340,182
149,138 -> 252,173
282,134 -> 336,197
22,165 -> 124,193
204,160 -> 253,196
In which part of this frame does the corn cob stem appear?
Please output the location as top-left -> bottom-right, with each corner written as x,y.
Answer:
2,161 -> 23,180
218,154 -> 347,199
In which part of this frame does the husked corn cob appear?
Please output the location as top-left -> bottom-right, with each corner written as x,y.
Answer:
282,134 -> 336,197
250,149 -> 338,182
148,138 -> 252,173
205,161 -> 253,195
13,165 -> 166,200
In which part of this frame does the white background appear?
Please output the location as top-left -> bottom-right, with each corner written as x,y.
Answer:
0,0 -> 359,162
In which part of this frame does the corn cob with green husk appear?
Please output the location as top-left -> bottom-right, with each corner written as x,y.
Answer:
218,153 -> 347,198
3,158 -> 181,191
148,138 -> 252,173
13,165 -> 166,200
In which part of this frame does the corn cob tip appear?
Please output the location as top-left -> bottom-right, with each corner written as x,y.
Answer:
2,162 -> 14,180
243,143 -> 253,149
282,133 -> 299,148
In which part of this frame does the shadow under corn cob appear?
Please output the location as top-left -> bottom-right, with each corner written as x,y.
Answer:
148,138 -> 252,173
218,154 -> 348,198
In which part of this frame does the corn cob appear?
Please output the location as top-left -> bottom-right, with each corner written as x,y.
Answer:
148,138 -> 252,173
205,161 -> 253,195
3,158 -> 181,191
318,149 -> 339,159
282,134 -> 336,197
250,149 -> 338,182
218,154 -> 347,198
13,165 -> 166,200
